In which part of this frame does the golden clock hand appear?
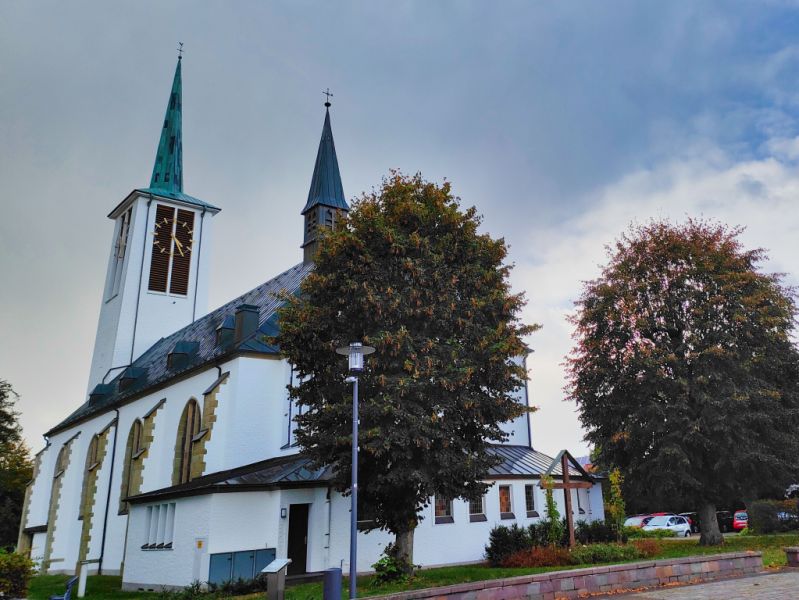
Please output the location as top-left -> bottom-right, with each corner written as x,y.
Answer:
172,235 -> 185,257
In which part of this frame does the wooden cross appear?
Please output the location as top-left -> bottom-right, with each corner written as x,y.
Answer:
546,452 -> 592,547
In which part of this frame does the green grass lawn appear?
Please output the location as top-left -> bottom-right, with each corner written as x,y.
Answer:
29,534 -> 799,600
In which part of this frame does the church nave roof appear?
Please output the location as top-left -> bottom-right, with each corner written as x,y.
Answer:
48,261 -> 312,436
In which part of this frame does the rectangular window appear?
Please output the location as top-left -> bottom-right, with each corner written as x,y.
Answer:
142,502 -> 176,549
434,497 -> 454,524
469,495 -> 487,523
525,484 -> 539,518
499,485 -> 514,520
107,208 -> 132,299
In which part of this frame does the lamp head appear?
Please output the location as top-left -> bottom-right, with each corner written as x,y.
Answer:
336,341 -> 375,373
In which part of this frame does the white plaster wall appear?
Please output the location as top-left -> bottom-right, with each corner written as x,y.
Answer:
328,477 -> 604,573
498,356 -> 532,447
122,495 -> 211,590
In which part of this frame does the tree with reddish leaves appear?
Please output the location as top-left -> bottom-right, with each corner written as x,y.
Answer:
567,220 -> 799,546
276,172 -> 537,567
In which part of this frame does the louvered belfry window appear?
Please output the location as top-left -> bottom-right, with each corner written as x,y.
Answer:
148,204 -> 195,295
170,209 -> 194,295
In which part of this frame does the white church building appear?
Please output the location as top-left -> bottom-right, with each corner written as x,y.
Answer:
17,57 -> 604,590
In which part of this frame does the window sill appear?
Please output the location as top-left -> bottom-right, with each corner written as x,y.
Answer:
527,511 -> 540,518
434,516 -> 455,525
500,512 -> 516,520
141,543 -> 173,551
469,514 -> 488,523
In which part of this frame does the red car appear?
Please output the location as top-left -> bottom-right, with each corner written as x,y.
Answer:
733,510 -> 748,531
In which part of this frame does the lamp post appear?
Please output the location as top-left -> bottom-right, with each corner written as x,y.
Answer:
335,342 -> 375,600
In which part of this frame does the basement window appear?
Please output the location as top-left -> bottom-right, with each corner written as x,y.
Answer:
142,502 -> 176,550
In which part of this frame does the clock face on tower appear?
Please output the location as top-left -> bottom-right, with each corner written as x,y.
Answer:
153,214 -> 194,257
148,205 -> 196,295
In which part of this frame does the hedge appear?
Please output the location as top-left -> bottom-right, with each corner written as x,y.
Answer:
0,551 -> 35,598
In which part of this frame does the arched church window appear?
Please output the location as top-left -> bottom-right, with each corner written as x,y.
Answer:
119,419 -> 144,514
53,445 -> 69,479
174,399 -> 201,485
79,435 -> 101,520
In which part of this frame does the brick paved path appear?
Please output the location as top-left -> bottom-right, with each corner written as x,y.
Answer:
626,570 -> 799,599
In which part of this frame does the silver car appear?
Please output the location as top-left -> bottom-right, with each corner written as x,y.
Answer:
642,515 -> 691,537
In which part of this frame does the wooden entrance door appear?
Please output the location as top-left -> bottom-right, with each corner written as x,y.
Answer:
287,504 -> 310,575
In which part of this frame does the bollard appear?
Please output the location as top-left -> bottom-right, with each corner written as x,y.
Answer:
323,567 -> 342,600
77,561 -> 89,598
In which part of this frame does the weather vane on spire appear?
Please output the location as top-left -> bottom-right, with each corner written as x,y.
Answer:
323,88 -> 333,107
178,42 -> 184,60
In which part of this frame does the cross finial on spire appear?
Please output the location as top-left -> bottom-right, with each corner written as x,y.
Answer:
323,88 -> 333,108
177,42 -> 184,60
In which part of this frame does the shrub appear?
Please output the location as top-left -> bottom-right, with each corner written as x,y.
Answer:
570,543 -> 640,565
575,519 -> 618,544
632,539 -> 660,558
737,526 -> 750,536
623,526 -> 675,539
747,500 -> 790,534
485,524 -> 531,566
371,543 -> 417,585
0,551 -> 35,598
501,546 -> 574,568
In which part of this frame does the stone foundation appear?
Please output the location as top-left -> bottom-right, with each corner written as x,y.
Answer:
368,551 -> 763,600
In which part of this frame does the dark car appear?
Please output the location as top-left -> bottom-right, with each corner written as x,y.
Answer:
717,511 -> 733,532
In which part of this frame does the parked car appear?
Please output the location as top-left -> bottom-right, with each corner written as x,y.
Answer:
733,510 -> 748,531
643,515 -> 692,537
679,512 -> 699,533
624,515 -> 655,528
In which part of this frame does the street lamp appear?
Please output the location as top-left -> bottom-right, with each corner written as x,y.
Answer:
335,342 -> 375,600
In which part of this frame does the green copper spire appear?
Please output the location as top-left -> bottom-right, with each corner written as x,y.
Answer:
149,57 -> 183,193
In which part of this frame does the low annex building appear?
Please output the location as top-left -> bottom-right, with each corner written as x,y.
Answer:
17,56 -> 605,589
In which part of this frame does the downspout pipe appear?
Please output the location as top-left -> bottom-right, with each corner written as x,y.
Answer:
98,408 -> 120,575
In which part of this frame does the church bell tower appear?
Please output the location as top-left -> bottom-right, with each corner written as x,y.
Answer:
87,55 -> 220,394
302,98 -> 349,262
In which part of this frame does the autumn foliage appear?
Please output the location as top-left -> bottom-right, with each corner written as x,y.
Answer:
567,219 -> 799,545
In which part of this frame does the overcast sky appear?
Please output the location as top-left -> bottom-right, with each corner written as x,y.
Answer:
1,1 -> 798,457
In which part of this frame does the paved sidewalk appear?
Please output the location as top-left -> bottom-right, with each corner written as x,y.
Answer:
625,570 -> 799,599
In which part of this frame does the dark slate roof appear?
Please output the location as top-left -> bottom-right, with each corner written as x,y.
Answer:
486,445 -> 591,480
128,453 -> 333,503
47,261 -> 313,436
128,445 -> 592,504
301,107 -> 349,214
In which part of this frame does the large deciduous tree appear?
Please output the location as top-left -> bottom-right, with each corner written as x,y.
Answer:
0,380 -> 33,549
567,220 -> 799,546
277,172 -> 537,565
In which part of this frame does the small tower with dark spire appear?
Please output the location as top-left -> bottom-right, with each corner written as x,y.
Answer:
302,95 -> 349,262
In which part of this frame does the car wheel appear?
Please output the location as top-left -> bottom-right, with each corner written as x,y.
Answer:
684,529 -> 691,537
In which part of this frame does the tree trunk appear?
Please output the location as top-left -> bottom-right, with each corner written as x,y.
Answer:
698,502 -> 724,546
395,528 -> 415,574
